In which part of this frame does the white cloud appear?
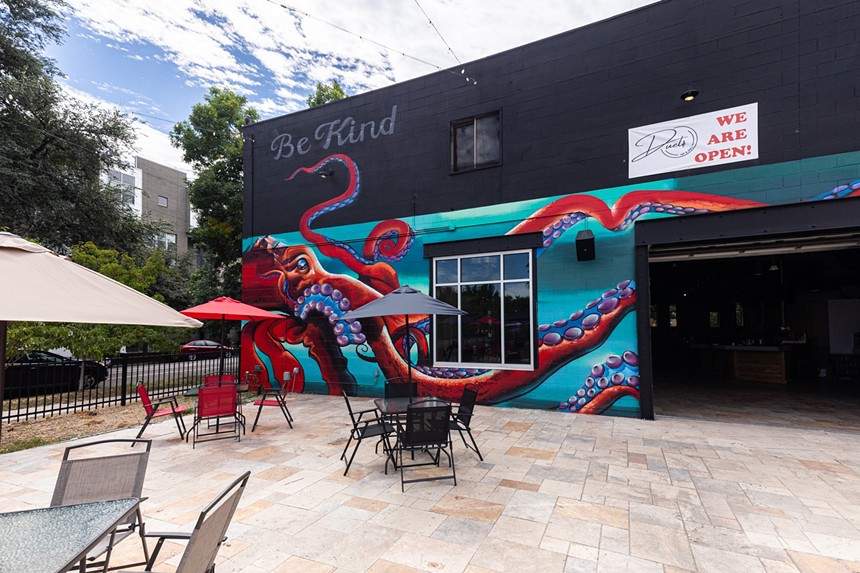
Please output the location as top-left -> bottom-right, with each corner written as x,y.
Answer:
133,123 -> 192,174
59,84 -> 192,174
63,0 -> 658,113
58,0 -> 657,171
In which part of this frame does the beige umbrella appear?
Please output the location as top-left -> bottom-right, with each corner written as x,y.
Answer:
0,232 -> 202,435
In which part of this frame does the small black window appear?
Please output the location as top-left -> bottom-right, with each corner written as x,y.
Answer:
451,111 -> 501,172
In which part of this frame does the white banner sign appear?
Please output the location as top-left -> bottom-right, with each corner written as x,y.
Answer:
628,103 -> 758,178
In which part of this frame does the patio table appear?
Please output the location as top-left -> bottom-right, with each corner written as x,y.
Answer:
374,397 -> 452,472
373,396 -> 450,418
0,497 -> 140,573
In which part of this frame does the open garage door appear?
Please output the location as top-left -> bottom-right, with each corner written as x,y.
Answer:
634,197 -> 860,430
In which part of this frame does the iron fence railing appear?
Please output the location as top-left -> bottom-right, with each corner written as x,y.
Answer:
2,351 -> 240,424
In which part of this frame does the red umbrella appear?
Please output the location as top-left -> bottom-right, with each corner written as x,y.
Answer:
181,297 -> 282,375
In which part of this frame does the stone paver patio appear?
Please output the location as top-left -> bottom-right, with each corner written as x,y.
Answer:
2,393 -> 860,572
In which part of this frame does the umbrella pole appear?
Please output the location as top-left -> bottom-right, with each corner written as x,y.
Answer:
219,315 -> 226,377
0,320 -> 5,440
406,314 -> 412,398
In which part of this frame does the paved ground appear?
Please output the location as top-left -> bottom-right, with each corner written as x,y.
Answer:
2,393 -> 860,572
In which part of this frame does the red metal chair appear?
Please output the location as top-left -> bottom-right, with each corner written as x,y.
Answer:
135,383 -> 188,441
187,384 -> 243,448
251,370 -> 295,432
203,374 -> 236,386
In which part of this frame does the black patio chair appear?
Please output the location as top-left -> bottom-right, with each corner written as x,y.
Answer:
384,377 -> 418,399
450,383 -> 483,461
341,390 -> 396,476
395,399 -> 456,491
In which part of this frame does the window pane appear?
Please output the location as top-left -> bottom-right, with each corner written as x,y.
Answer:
476,114 -> 500,166
157,195 -> 168,207
461,284 -> 500,364
454,123 -> 474,171
504,282 -> 531,364
435,315 -> 459,362
435,259 -> 458,284
461,255 -> 500,283
503,252 -> 529,280
434,285 -> 459,362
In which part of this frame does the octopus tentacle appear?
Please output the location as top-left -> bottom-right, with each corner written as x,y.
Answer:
508,183 -> 860,251
364,280 -> 637,404
288,153 -> 411,293
557,351 -> 640,415
508,191 -> 763,250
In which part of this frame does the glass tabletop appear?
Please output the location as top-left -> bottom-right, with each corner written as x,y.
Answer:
0,497 -> 140,573
374,396 -> 450,415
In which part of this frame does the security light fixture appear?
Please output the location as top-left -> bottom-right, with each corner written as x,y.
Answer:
681,89 -> 699,102
320,169 -> 334,179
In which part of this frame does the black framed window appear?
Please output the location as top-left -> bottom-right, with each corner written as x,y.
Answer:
433,249 -> 533,369
451,111 -> 501,172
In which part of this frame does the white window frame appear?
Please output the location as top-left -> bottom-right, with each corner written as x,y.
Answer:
433,248 -> 534,370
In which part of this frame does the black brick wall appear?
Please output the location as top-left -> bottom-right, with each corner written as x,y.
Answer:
244,0 -> 860,237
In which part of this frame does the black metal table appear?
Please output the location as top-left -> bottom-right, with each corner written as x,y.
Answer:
373,396 -> 450,417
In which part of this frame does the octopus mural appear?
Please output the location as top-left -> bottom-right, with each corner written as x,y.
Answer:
243,152 -> 860,413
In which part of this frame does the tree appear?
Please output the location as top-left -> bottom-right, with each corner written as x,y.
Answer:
0,0 -> 158,254
170,87 -> 258,300
307,79 -> 347,108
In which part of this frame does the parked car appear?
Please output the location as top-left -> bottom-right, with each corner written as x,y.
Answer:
178,340 -> 234,361
3,350 -> 109,399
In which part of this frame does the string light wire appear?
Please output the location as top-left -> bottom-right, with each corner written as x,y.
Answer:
263,0 -> 477,85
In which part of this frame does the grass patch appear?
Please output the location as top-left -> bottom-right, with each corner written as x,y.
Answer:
0,437 -> 52,454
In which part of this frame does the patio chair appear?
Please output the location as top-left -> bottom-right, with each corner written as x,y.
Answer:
117,471 -> 251,573
187,384 -> 243,448
341,390 -> 396,476
51,438 -> 152,572
251,373 -> 293,432
450,383 -> 484,461
384,378 -> 418,399
136,383 -> 188,441
395,399 -> 456,491
203,373 -> 236,386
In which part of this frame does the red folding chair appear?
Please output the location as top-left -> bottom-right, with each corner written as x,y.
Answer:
203,374 -> 236,386
187,384 -> 243,448
136,383 -> 188,440
251,371 -> 294,432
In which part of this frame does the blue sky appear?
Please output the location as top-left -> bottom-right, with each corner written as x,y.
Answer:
48,0 -> 655,173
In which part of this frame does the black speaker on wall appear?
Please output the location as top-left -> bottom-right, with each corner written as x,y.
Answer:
575,230 -> 595,261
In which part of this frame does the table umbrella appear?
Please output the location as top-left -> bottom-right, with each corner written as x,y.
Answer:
340,285 -> 466,389
0,232 -> 203,438
180,297 -> 282,375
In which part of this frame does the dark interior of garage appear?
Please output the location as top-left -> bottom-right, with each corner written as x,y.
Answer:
648,246 -> 860,430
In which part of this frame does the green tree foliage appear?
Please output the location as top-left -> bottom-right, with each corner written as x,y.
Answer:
6,242 -> 190,360
0,0 -> 157,254
1,1 -> 196,360
170,87 -> 258,299
306,79 -> 346,108
0,0 -> 65,77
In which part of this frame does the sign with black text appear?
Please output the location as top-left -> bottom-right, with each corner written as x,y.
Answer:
628,103 -> 758,178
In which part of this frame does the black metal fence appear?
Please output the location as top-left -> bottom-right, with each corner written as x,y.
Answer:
2,352 -> 240,424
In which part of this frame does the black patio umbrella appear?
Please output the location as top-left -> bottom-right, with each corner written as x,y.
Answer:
341,285 -> 466,388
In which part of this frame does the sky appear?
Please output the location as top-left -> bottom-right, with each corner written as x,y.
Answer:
48,0 -> 657,173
